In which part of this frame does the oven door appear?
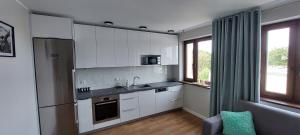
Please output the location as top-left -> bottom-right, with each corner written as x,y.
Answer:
93,99 -> 119,124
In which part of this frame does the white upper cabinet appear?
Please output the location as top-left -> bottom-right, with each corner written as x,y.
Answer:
74,24 -> 178,68
31,14 -> 73,39
128,31 -> 151,66
138,31 -> 151,56
149,32 -> 178,65
74,24 -> 97,68
150,33 -> 162,55
114,29 -> 129,67
96,27 -> 115,67
161,34 -> 178,65
128,30 -> 140,66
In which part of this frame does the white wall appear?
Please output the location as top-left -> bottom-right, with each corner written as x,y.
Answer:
180,1 -> 300,41
180,1 -> 300,117
0,1 -> 39,135
183,85 -> 210,118
262,1 -> 300,25
179,25 -> 212,42
76,66 -> 176,90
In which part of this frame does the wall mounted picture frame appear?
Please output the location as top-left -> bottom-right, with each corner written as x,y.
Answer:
0,21 -> 15,57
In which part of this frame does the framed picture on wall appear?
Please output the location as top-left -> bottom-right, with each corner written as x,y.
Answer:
0,21 -> 15,57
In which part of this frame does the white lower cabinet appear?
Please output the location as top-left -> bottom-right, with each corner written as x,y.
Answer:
120,92 -> 140,122
138,90 -> 156,117
168,85 -> 184,109
155,85 -> 183,113
78,85 -> 183,133
78,99 -> 93,133
155,90 -> 171,113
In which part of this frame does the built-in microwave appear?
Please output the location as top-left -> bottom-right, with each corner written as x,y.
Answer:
141,55 -> 161,65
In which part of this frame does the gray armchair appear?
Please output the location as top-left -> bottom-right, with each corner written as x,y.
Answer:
202,101 -> 300,135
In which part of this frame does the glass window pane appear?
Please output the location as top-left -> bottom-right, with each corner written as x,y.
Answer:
197,40 -> 212,85
266,28 -> 290,94
186,43 -> 194,79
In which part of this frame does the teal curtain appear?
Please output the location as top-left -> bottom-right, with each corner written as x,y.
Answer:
210,8 -> 261,116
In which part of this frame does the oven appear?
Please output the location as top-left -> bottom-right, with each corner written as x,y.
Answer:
92,95 -> 119,124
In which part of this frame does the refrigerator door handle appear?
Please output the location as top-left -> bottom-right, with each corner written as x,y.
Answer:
72,69 -> 77,102
74,103 -> 79,125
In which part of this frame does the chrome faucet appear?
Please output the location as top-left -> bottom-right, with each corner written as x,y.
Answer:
132,76 -> 140,86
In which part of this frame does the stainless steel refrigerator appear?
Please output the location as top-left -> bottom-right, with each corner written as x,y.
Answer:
33,38 -> 78,135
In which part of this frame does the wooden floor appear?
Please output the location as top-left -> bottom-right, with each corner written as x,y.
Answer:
90,110 -> 203,135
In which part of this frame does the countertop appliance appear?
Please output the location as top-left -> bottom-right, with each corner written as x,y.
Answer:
141,55 -> 161,65
33,38 -> 78,135
92,95 -> 120,124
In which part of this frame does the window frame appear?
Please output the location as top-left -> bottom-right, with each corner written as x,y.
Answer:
183,36 -> 212,86
261,19 -> 299,103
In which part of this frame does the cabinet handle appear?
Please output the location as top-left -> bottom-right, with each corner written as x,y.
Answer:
122,97 -> 135,100
74,103 -> 79,125
169,99 -> 177,102
72,69 -> 76,102
122,108 -> 136,112
95,101 -> 117,106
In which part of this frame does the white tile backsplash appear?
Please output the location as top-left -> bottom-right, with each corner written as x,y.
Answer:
76,65 -> 176,90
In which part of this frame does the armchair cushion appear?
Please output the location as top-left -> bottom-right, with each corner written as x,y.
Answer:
220,111 -> 256,135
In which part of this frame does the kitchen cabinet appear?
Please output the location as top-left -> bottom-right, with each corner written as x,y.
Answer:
31,14 -> 73,39
155,90 -> 171,113
150,33 -> 163,55
155,85 -> 183,113
128,30 -> 140,66
74,24 -> 97,68
114,29 -> 129,67
78,99 -> 93,133
138,31 -> 151,56
128,31 -> 151,66
96,27 -> 115,67
149,32 -> 178,65
138,90 -> 156,117
120,92 -> 140,122
161,34 -> 178,65
74,24 -> 178,68
168,85 -> 183,109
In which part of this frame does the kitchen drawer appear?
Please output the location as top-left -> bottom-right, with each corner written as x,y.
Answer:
168,85 -> 183,100
120,92 -> 140,122
120,92 -> 138,100
120,96 -> 139,110
168,89 -> 183,100
169,98 -> 183,109
120,107 -> 139,122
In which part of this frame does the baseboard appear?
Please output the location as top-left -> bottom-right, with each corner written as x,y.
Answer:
183,107 -> 208,120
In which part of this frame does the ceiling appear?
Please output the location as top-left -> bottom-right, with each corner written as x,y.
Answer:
19,0 -> 293,33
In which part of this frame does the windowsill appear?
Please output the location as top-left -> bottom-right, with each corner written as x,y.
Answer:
261,97 -> 300,109
180,81 -> 211,89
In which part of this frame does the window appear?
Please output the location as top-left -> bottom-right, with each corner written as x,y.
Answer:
184,36 -> 212,87
261,19 -> 300,103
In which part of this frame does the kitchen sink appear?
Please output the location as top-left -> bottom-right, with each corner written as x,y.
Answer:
128,84 -> 152,90
137,84 -> 151,88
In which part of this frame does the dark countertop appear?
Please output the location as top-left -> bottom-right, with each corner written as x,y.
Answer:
77,81 -> 182,100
